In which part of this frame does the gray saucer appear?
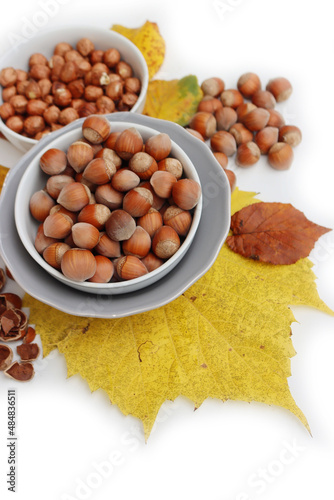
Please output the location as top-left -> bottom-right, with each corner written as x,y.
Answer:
0,113 -> 230,318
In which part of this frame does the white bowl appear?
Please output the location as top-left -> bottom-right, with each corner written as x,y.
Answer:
15,116 -> 203,295
0,26 -> 149,152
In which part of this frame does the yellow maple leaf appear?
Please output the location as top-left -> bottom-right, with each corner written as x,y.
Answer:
143,75 -> 203,126
23,188 -> 333,440
112,21 -> 165,80
0,165 -> 9,194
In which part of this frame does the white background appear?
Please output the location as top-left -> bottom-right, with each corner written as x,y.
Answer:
0,0 -> 334,499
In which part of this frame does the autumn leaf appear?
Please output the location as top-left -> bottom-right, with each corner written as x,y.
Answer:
227,202 -> 331,265
0,165 -> 9,195
143,75 -> 203,126
23,189 -> 333,440
112,21 -> 165,80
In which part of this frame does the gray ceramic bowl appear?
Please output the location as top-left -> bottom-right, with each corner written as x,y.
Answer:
15,118 -> 203,295
0,113 -> 230,318
0,26 -> 149,152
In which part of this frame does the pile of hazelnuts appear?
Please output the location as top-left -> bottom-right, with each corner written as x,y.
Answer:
0,38 -> 141,140
29,115 -> 201,283
185,73 -> 302,190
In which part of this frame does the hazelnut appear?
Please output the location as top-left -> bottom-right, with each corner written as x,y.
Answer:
236,142 -> 261,167
2,86 -> 16,102
201,77 -> 225,97
71,98 -> 85,111
90,69 -> 110,86
266,77 -> 292,102
82,115 -> 111,144
78,102 -> 97,117
237,73 -> 261,98
94,148 -> 122,169
197,96 -> 223,114
267,109 -> 285,128
0,67 -> 17,87
220,89 -> 243,108
139,181 -> 165,211
268,142 -> 294,170
116,255 -> 148,281
141,252 -> 164,272
96,95 -> 115,114
46,174 -> 75,199
53,88 -> 72,107
114,127 -> 143,160
61,248 -> 96,282
26,99 -> 48,116
29,189 -> 56,222
23,116 -> 45,136
163,205 -> 192,236
16,69 -> 28,83
88,255 -> 114,283
124,77 -> 141,94
67,79 -> 85,98
145,133 -> 172,161
58,107 -> 79,125
241,108 -> 270,131
189,112 -> 216,139
152,226 -> 180,259
9,94 -> 28,114
122,92 -> 138,107
82,157 -> 116,185
172,179 -> 201,210
29,53 -> 48,67
29,64 -> 51,81
60,61 -> 79,83
57,182 -> 91,212
129,152 -> 158,180
34,224 -> 58,254
104,131 -> 121,150
157,158 -> 183,179
67,141 -> 94,172
103,48 -> 121,68
90,50 -> 104,65
229,123 -> 253,145
137,208 -> 163,238
0,102 -> 15,121
95,232 -> 121,258
84,85 -> 103,102
278,125 -> 302,147
105,209 -> 136,241
43,212 -> 73,239
123,187 -> 153,217
38,78 -> 52,98
105,80 -> 123,101
236,103 -> 257,121
122,226 -> 151,258
75,60 -> 91,77
255,127 -> 279,154
64,50 -> 84,63
43,242 -> 71,270
43,105 -> 60,124
40,148 -> 67,175
116,61 -> 133,79
210,131 -> 237,156
251,90 -> 276,109
76,38 -> 95,57
54,42 -> 73,56
111,169 -> 140,192
5,116 -> 24,133
95,184 -> 124,210
49,205 -> 77,223
77,204 -> 111,230
215,107 -> 237,131
150,171 -> 177,199
213,152 -> 228,169
25,80 -> 42,100
16,80 -> 30,96
72,222 -> 100,249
